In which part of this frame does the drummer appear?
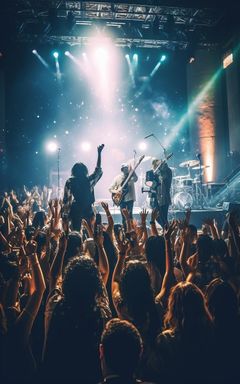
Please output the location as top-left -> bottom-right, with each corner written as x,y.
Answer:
147,158 -> 172,229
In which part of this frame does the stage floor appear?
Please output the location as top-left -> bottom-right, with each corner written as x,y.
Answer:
95,205 -> 226,229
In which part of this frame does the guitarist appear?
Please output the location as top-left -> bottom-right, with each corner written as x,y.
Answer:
109,163 -> 138,225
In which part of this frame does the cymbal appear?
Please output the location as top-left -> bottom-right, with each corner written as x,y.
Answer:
179,160 -> 199,168
192,165 -> 210,170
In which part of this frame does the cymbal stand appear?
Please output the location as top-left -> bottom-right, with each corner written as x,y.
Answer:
196,153 -> 208,209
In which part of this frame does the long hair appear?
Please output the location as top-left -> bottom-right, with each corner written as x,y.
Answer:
71,162 -> 88,178
119,260 -> 159,337
164,282 -> 212,333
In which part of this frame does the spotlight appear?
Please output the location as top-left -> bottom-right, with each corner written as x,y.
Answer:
53,51 -> 59,59
46,141 -> 58,153
138,142 -> 147,151
32,49 -> 37,54
81,142 -> 91,152
95,48 -> 108,63
160,54 -> 166,62
65,51 -> 70,56
133,53 -> 138,61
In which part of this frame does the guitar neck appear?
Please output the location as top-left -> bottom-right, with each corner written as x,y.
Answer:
120,156 -> 145,189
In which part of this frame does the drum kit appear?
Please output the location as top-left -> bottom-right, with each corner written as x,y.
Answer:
172,159 -> 210,209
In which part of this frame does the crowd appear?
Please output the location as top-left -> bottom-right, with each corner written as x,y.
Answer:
0,184 -> 240,384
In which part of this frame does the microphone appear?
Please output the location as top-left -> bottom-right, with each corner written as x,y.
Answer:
144,134 -> 153,139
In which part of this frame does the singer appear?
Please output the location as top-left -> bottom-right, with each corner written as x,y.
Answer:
146,157 -> 172,229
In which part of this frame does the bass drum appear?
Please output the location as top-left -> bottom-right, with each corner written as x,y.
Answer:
173,191 -> 193,210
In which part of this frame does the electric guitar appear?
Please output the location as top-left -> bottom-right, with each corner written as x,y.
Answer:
112,155 -> 145,206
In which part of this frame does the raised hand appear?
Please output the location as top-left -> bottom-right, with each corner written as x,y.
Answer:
25,240 -> 37,255
97,144 -> 105,153
101,201 -> 110,213
94,225 -> 104,247
140,208 -> 148,224
82,218 -> 94,238
164,220 -> 178,241
121,208 -> 130,220
151,208 -> 159,222
203,217 -> 215,227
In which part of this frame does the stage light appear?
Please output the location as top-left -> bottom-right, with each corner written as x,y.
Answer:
32,49 -> 37,54
65,51 -> 70,56
138,142 -> 147,151
81,141 -> 91,152
53,51 -> 59,59
160,54 -> 166,62
95,47 -> 108,64
133,53 -> 138,61
46,141 -> 58,153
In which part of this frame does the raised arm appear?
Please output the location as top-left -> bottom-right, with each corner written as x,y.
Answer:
150,208 -> 159,237
16,240 -> 46,343
94,225 -> 109,286
96,144 -> 104,168
49,233 -> 67,294
111,236 -> 128,314
155,221 -> 177,305
101,202 -> 114,240
139,208 -> 148,244
179,227 -> 192,279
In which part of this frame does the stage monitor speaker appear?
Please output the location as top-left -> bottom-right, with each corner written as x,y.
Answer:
222,202 -> 240,212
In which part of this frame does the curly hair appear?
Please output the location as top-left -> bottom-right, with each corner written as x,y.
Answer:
62,256 -> 103,307
101,318 -> 143,377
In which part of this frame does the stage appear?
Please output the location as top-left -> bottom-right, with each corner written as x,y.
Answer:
94,203 -> 226,230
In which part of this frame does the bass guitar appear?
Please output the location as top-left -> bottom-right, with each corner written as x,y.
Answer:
112,155 -> 145,206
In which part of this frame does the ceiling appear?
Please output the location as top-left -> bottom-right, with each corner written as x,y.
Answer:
1,1 -> 239,50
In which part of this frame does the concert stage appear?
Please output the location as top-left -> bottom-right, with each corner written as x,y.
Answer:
95,205 -> 226,230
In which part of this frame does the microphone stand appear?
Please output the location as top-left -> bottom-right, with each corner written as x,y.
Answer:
57,148 -> 61,199
197,153 -> 204,209
151,134 -> 167,156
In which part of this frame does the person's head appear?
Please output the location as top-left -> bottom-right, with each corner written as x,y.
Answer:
121,163 -> 129,176
205,278 -> 239,327
62,256 -> 102,307
32,210 -> 47,229
120,260 -> 156,328
196,234 -> 214,265
100,318 -> 143,379
145,235 -> 166,277
71,162 -> 88,178
152,158 -> 161,171
83,238 -> 96,260
64,231 -> 83,266
164,281 -> 212,333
